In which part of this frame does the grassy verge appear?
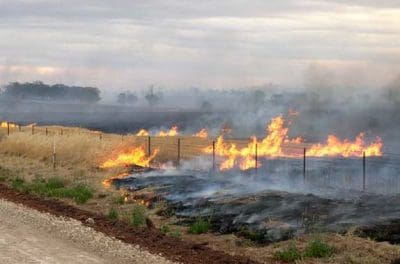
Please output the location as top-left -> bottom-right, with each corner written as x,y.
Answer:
10,176 -> 93,204
274,238 -> 334,262
188,218 -> 210,234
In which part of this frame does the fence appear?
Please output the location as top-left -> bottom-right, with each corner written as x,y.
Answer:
1,122 -> 399,194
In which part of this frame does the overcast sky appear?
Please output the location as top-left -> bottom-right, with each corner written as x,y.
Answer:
0,0 -> 399,92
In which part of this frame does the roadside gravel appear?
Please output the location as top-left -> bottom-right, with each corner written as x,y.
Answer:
0,198 -> 176,264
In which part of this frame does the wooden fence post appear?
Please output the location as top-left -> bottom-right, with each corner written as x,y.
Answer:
52,137 -> 56,169
303,148 -> 306,184
177,138 -> 181,167
212,140 -> 215,171
255,143 -> 258,176
363,151 -> 366,191
148,136 -> 151,158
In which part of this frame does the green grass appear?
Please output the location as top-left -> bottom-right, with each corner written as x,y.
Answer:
160,224 -> 171,234
107,207 -> 119,220
60,184 -> 93,204
188,218 -> 210,234
303,238 -> 334,258
114,195 -> 125,205
130,204 -> 147,228
160,224 -> 182,239
274,238 -> 335,262
11,177 -> 26,190
274,243 -> 302,262
10,176 -> 93,204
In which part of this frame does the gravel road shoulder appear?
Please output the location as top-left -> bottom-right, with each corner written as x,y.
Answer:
0,198 -> 175,264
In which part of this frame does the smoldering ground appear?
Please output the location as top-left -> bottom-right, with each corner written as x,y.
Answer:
112,153 -> 400,244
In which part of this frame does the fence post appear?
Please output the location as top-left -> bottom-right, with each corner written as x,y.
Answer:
46,128 -> 48,136
177,138 -> 181,167
60,129 -> 63,136
99,133 -> 102,140
32,125 -> 34,135
303,148 -> 306,184
52,137 -> 56,169
148,136 -> 151,158
212,140 -> 215,171
363,151 -> 366,191
255,143 -> 258,176
7,122 -> 9,135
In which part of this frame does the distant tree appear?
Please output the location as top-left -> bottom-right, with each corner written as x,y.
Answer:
144,85 -> 162,106
384,75 -> 400,104
251,89 -> 266,107
117,91 -> 138,104
200,100 -> 213,111
3,81 -> 101,102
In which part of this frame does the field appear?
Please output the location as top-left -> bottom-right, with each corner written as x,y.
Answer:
0,124 -> 400,263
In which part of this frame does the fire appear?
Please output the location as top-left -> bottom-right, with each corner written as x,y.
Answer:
0,121 -> 17,128
100,146 -> 158,169
306,133 -> 382,157
158,126 -> 178,137
102,173 -> 129,188
194,128 -> 208,138
136,129 -> 150,136
204,115 -> 383,171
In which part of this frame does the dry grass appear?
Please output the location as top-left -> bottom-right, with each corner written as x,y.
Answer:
0,126 -> 214,169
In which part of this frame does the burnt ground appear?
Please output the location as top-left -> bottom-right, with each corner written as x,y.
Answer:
114,171 -> 400,244
0,183 -> 259,264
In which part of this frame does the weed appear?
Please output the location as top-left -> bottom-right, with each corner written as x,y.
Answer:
188,218 -> 210,234
108,207 -> 119,220
11,177 -> 25,190
303,238 -> 334,258
114,195 -> 125,205
160,224 -> 171,234
130,204 -> 147,228
169,230 -> 182,239
274,243 -> 302,262
61,184 -> 93,204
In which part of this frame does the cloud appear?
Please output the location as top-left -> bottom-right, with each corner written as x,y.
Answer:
0,0 -> 399,90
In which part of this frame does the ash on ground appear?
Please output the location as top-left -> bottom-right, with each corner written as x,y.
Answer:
114,164 -> 400,244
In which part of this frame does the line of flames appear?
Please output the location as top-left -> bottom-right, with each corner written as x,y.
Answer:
99,146 -> 159,169
0,121 -> 17,128
203,115 -> 383,171
135,126 -> 208,138
99,115 -> 383,173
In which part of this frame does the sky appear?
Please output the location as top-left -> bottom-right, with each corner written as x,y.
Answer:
0,0 -> 399,92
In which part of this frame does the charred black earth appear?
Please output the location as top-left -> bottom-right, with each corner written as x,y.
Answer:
114,170 -> 400,244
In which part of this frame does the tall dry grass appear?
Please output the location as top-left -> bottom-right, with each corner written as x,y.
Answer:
0,127 -> 141,169
0,126 -> 243,169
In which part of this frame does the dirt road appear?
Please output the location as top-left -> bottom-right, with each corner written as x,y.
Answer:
0,199 -> 175,264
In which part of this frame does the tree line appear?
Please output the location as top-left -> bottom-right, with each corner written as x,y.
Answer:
1,81 -> 101,103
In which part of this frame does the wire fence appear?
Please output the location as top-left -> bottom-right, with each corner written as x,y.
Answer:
1,122 -> 399,194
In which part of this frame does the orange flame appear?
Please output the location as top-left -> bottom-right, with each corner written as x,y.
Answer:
158,126 -> 178,137
306,133 -> 382,157
100,146 -> 158,169
136,129 -> 150,136
0,121 -> 17,128
204,115 -> 383,171
194,128 -> 208,138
